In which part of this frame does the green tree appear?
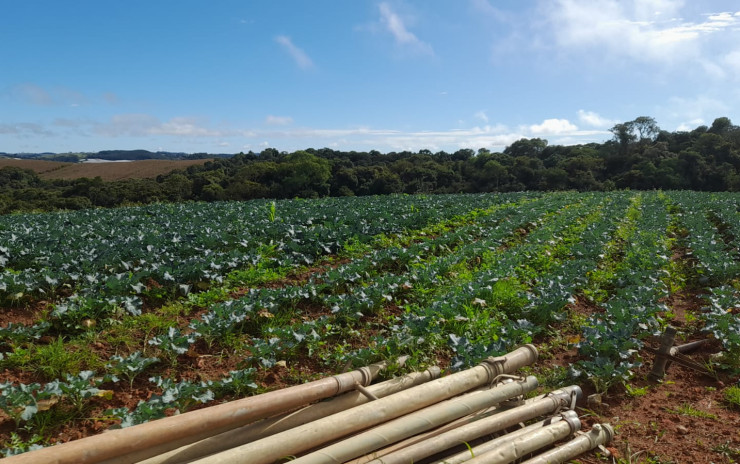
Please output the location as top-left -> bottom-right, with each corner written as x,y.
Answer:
278,151 -> 331,198
504,138 -> 548,158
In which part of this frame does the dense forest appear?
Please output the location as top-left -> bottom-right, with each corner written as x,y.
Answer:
2,116 -> 740,214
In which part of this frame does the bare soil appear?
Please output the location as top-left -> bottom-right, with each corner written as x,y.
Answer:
1,281 -> 739,462
537,296 -> 740,463
0,158 -> 211,181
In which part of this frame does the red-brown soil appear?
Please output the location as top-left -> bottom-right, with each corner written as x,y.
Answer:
539,333 -> 740,463
0,158 -> 211,181
2,274 -> 739,461
532,295 -> 740,463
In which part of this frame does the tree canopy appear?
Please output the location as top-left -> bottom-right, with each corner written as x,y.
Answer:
2,116 -> 740,214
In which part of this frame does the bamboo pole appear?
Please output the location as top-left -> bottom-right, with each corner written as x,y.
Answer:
193,344 -> 538,464
432,415 -> 568,464
294,376 -> 539,464
345,396 -> 548,464
3,361 -> 389,464
360,386 -> 581,464
518,423 -> 614,464
132,367 -> 441,464
463,410 -> 581,464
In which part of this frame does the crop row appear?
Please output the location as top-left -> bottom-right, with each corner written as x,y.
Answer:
2,193 -> 578,435
574,193 -> 675,391
0,194 -> 536,304
3,191 -> 740,454
669,192 -> 740,366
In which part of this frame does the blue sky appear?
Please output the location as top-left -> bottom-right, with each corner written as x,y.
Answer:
2,1 -> 740,154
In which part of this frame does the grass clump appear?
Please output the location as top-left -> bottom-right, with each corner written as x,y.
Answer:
723,385 -> 740,410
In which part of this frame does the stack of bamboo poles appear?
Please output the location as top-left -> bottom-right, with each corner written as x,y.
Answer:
5,345 -> 613,464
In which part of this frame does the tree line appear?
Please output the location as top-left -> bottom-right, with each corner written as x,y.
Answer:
2,116 -> 740,214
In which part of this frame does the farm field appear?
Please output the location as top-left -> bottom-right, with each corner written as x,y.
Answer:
0,158 -> 211,181
1,191 -> 740,462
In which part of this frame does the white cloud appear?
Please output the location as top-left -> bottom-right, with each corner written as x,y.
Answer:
474,110 -> 489,123
663,94 -> 729,126
378,3 -> 434,55
577,110 -> 614,128
676,118 -> 705,131
250,120 -> 607,152
11,83 -> 54,105
654,93 -> 739,133
151,117 -> 223,137
470,0 -> 510,22
528,118 -> 578,135
723,49 -> 740,78
7,83 -> 92,107
275,35 -> 314,69
94,114 -> 228,138
0,122 -> 54,136
2,114 -> 612,153
542,1 -> 740,64
102,92 -> 119,104
94,114 -> 159,137
265,115 -> 294,126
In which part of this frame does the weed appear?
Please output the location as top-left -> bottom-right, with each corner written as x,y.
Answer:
713,442 -> 740,462
624,383 -> 650,397
187,287 -> 230,308
267,200 -> 277,222
523,364 -> 569,390
1,432 -> 45,457
648,420 -> 666,442
665,402 -> 717,419
614,442 -> 675,463
27,405 -> 76,436
724,385 -> 740,410
30,338 -> 99,380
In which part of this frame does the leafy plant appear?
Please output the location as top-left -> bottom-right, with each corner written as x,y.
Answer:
1,432 -> 45,457
106,352 -> 159,388
108,376 -> 215,427
59,371 -> 104,413
147,327 -> 200,361
0,381 -> 59,426
219,368 -> 258,397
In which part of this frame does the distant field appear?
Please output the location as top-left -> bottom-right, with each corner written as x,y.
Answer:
0,158 -> 212,181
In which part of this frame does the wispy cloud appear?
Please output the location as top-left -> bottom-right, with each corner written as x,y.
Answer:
102,92 -> 119,104
661,94 -> 729,130
151,117 -> 225,137
0,122 -> 54,137
542,0 -> 740,66
378,3 -> 434,55
528,118 -> 579,135
470,0 -> 510,22
577,110 -> 615,128
252,119 -> 605,152
2,114 -> 610,153
5,83 -> 110,107
275,35 -> 314,69
93,114 -> 229,138
265,115 -> 294,126
474,111 -> 489,123
10,83 -> 54,105
676,119 -> 705,131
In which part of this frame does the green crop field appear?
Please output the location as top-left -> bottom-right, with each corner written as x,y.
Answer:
1,191 -> 740,458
